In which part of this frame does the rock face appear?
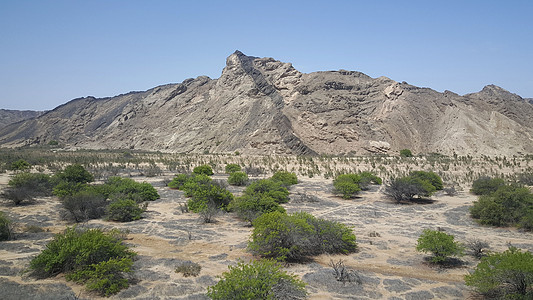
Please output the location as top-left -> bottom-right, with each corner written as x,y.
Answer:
0,109 -> 43,129
1,51 -> 533,156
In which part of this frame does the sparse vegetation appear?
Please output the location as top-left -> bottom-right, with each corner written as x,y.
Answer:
175,261 -> 202,277
416,229 -> 464,264
206,260 -> 307,300
465,247 -> 533,299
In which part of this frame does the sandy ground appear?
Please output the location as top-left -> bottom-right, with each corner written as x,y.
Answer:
0,172 -> 532,299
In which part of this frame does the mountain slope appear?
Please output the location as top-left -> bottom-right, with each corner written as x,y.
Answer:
1,51 -> 532,156
0,109 -> 44,129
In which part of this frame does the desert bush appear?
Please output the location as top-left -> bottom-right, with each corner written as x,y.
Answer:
333,174 -> 361,199
358,171 -> 382,190
270,171 -> 298,186
193,164 -> 214,176
53,181 -> 88,198
175,261 -> 201,277
399,149 -> 413,157
187,183 -> 233,213
517,172 -> 533,186
10,159 -> 31,171
244,165 -> 265,177
0,212 -> 14,241
66,257 -> 133,297
167,173 -> 191,189
519,210 -> 533,231
197,201 -> 220,223
471,176 -> 506,195
61,190 -> 107,222
416,229 -> 464,264
182,174 -> 213,197
384,176 -> 436,202
470,185 -> 533,228
467,239 -> 490,259
227,171 -> 248,186
224,163 -> 241,174
104,177 -> 159,202
29,227 -> 136,296
465,247 -> 533,299
229,194 -> 286,223
54,164 -> 94,184
206,259 -> 307,300
329,259 -> 361,284
106,199 -> 143,222
8,172 -> 53,196
409,171 -> 444,190
243,179 -> 289,204
249,211 -> 356,262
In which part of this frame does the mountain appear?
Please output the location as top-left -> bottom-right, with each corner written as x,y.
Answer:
1,51 -> 533,156
0,109 -> 44,129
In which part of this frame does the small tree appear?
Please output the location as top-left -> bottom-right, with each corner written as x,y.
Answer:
410,171 -> 443,190
400,149 -> 413,157
384,176 -> 436,202
55,164 -> 94,184
244,179 -> 289,204
465,247 -> 533,299
416,229 -> 464,264
10,159 -> 31,171
106,199 -> 144,222
207,260 -> 307,300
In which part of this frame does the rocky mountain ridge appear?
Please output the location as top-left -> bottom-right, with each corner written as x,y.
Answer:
1,51 -> 532,156
0,109 -> 44,129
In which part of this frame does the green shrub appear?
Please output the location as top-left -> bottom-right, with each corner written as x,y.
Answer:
0,212 -> 14,241
224,164 -> 241,174
54,164 -> 94,184
10,159 -> 31,171
104,177 -> 160,202
182,174 -> 213,197
53,181 -> 88,198
193,164 -> 214,176
517,172 -> 533,186
66,257 -> 133,297
106,199 -> 143,222
8,172 -> 53,196
206,260 -> 307,300
29,228 -> 136,291
187,183 -> 233,213
519,210 -> 533,231
399,149 -> 413,157
471,176 -> 506,195
384,176 -> 437,202
244,179 -> 289,204
333,174 -> 362,199
167,174 -> 190,189
270,171 -> 298,186
227,171 -> 248,186
229,194 -> 286,223
465,247 -> 533,299
470,185 -> 533,228
249,211 -> 356,262
60,190 -> 107,222
175,261 -> 202,277
409,171 -> 443,190
416,229 -> 464,264
358,171 -> 382,190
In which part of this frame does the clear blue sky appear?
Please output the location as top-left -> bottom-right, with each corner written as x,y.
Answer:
1,0 -> 532,110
